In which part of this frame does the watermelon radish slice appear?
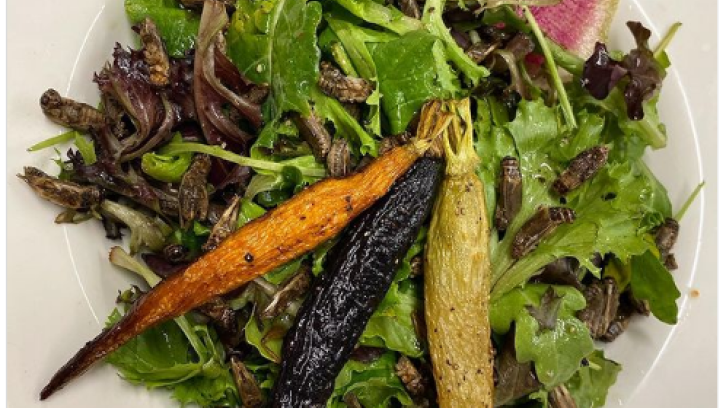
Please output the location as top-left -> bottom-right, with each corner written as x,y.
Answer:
530,0 -> 620,57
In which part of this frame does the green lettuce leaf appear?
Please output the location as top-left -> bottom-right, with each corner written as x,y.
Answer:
124,0 -> 200,57
575,86 -> 668,150
74,134 -> 97,165
566,350 -> 622,408
227,0 -> 322,119
359,281 -> 422,357
141,134 -> 192,182
630,250 -> 681,324
474,96 -> 517,225
244,316 -> 285,363
372,30 -> 461,134
329,0 -> 422,35
328,351 -> 414,408
489,99 -> 663,300
105,307 -> 239,407
422,0 -> 488,85
490,284 -> 594,388
250,118 -> 303,160
311,87 -> 378,156
324,16 -> 397,137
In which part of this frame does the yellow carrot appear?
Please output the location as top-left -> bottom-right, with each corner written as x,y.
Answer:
424,99 -> 494,407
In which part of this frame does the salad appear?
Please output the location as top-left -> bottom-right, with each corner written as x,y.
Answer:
21,0 -> 703,407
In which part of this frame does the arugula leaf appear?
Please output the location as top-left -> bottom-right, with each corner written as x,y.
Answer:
244,155 -> 324,200
28,129 -> 78,152
245,316 -> 285,363
101,201 -> 172,254
74,134 -> 97,165
630,250 -> 681,324
124,0 -> 200,57
324,16 -> 397,137
238,198 -> 267,227
244,357 -> 279,391
422,0 -> 488,85
329,0 -> 422,35
490,284 -> 594,388
328,351 -> 414,408
566,350 -> 622,408
264,256 -> 306,284
312,239 -> 337,276
250,118 -> 302,160
159,138 -> 326,178
312,87 -> 378,156
373,30 -> 461,134
227,0 -> 322,118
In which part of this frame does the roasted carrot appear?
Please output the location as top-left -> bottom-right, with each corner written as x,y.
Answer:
424,99 -> 495,407
39,101 -> 452,400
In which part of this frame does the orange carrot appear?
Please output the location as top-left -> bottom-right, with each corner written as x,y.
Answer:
40,101 -> 453,400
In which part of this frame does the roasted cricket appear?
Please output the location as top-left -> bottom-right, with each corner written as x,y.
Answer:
135,17 -> 170,86
292,112 -> 333,160
327,138 -> 353,177
19,167 -> 103,209
40,89 -> 105,132
495,156 -> 523,232
178,154 -> 212,228
511,207 -> 576,259
318,61 -> 374,103
655,217 -> 680,270
552,146 -> 609,195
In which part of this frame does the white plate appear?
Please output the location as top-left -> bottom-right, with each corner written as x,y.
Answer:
6,0 -> 717,407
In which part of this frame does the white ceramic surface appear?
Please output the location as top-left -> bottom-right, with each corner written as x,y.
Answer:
6,0 -> 717,407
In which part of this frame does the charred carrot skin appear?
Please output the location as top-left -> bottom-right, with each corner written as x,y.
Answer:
39,143 -> 425,400
272,158 -> 443,408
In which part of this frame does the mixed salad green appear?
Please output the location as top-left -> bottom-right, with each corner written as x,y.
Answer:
23,0 -> 701,406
